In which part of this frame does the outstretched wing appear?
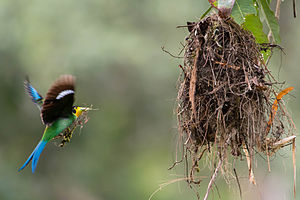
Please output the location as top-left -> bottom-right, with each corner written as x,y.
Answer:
24,77 -> 44,110
41,75 -> 75,125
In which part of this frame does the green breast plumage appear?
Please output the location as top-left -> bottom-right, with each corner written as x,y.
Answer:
41,115 -> 76,141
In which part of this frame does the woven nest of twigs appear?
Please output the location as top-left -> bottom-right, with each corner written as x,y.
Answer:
175,13 -> 295,193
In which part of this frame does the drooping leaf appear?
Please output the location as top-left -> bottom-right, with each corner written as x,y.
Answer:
231,0 -> 257,24
276,87 -> 294,100
266,87 -> 294,134
258,0 -> 281,43
242,14 -> 268,43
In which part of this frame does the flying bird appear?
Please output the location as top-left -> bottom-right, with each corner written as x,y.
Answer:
19,75 -> 89,173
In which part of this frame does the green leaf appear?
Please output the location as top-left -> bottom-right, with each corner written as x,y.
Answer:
242,14 -> 270,61
231,0 -> 257,24
258,0 -> 281,43
242,14 -> 268,43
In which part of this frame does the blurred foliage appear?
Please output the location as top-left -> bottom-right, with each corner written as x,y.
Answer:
0,0 -> 299,200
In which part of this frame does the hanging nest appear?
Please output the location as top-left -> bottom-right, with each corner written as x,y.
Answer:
175,13 -> 295,191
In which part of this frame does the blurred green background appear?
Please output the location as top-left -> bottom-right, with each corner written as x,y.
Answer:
0,0 -> 299,199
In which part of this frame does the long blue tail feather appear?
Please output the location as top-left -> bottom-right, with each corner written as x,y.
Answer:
18,141 -> 47,173
18,150 -> 35,172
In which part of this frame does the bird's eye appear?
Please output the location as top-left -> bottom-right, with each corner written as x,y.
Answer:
72,107 -> 76,114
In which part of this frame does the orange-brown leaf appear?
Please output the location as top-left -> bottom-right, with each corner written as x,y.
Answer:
276,87 -> 294,100
266,87 -> 294,134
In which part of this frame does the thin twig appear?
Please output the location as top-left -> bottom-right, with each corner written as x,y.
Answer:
243,143 -> 256,185
168,159 -> 183,170
268,0 -> 281,42
178,42 -> 186,56
161,46 -> 183,59
293,0 -> 296,18
233,168 -> 242,200
265,140 -> 271,172
275,0 -> 281,18
176,25 -> 190,29
203,157 -> 223,200
213,182 -> 221,199
148,177 -> 201,200
292,138 -> 296,199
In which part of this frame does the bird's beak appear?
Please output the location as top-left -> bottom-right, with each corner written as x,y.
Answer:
75,107 -> 90,117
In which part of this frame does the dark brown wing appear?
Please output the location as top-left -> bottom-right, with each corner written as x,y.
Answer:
41,75 -> 75,124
